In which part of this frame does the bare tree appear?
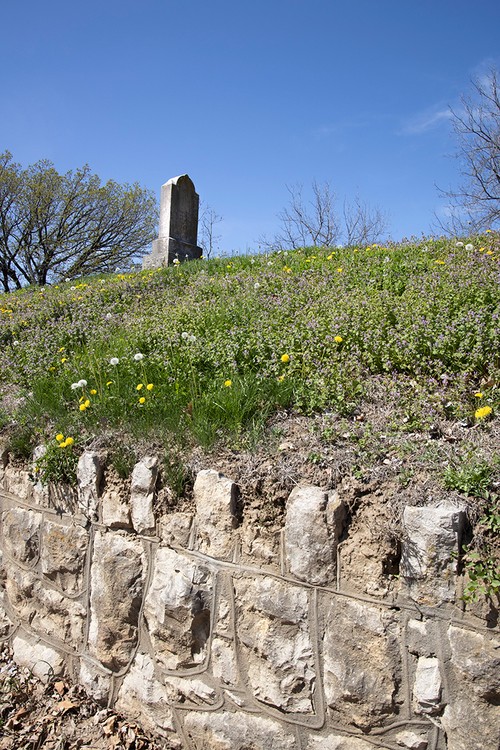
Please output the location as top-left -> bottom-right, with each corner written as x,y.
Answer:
261,180 -> 387,250
0,152 -> 157,292
438,68 -> 500,233
199,202 -> 223,259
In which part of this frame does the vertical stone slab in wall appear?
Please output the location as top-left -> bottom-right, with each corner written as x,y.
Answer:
143,547 -> 213,670
193,469 -> 238,560
400,503 -> 465,604
77,451 -> 103,520
412,656 -> 442,715
442,625 -> 500,750
12,635 -> 65,682
284,485 -> 345,585
235,575 -> 316,714
130,456 -> 158,535
88,530 -> 145,671
1,507 -> 42,564
323,597 -> 401,729
40,520 -> 88,595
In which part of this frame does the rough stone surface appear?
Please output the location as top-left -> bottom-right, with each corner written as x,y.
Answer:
400,503 -> 465,604
143,547 -> 212,670
1,507 -> 41,564
88,531 -> 145,670
447,625 -> 500,700
235,576 -> 315,714
40,520 -> 88,594
12,635 -> 65,682
101,482 -> 132,529
183,710 -> 297,750
413,656 -> 442,714
130,456 -> 158,535
159,511 -> 193,548
284,486 -> 345,585
323,597 -> 400,728
115,653 -> 177,737
194,469 -> 238,560
306,734 -> 381,750
77,451 -> 103,520
395,730 -> 429,750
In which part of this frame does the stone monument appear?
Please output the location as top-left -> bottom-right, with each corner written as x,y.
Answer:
142,174 -> 203,269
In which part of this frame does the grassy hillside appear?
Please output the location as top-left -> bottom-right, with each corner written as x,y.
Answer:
1,234 -> 499,600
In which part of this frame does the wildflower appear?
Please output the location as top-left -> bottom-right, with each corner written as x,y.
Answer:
58,347 -> 65,353
134,353 -> 144,361
146,383 -> 154,391
56,433 -> 64,442
90,389 -> 97,395
65,437 -> 74,446
79,404 -> 87,412
84,399 -> 90,408
456,241 -> 464,247
189,334 -> 196,343
139,396 -> 146,404
475,405 -> 492,420
254,282 -> 260,290
465,244 -> 474,251
12,340 -> 19,346
224,379 -> 232,387
181,332 -> 189,340
281,354 -> 290,363
486,250 -> 493,255
71,382 -> 80,390
78,379 -> 87,387
434,259 -> 445,265
136,383 -> 144,390
61,357 -> 67,363
106,380 -> 113,386
474,392 -> 483,399
485,229 -> 492,233
277,375 -> 285,382
58,440 -> 67,448
334,335 -> 343,343
173,258 -> 180,265
336,267 -> 343,273
109,357 -> 119,366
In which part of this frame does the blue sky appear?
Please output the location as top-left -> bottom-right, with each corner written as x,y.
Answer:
1,0 -> 499,253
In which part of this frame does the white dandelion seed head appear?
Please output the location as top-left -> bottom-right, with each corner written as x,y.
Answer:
189,334 -> 196,343
109,357 -> 119,366
71,382 -> 80,390
465,243 -> 474,251
455,241 -> 464,247
78,379 -> 87,388
181,332 -> 189,340
134,353 -> 144,361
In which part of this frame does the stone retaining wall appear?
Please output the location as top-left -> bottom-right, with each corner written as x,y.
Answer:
0,452 -> 498,750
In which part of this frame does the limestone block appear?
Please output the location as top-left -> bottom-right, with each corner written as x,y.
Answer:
159,511 -> 193,548
306,734 -> 380,749
130,456 -> 158,535
413,656 -> 442,714
442,695 -> 500,750
395,731 -> 429,750
183,710 -> 297,750
1,507 -> 42,564
79,659 -> 111,704
406,618 -> 439,657
164,674 -> 217,706
101,484 -> 132,529
115,653 -> 176,738
211,636 -> 239,686
40,520 -> 88,595
400,503 -> 465,604
12,635 -> 65,682
193,469 -> 238,560
88,530 -> 145,670
448,626 -> 500,700
2,465 -> 33,501
77,451 -> 103,519
0,592 -> 12,637
323,597 -> 401,729
235,576 -> 315,714
284,485 -> 345,585
143,547 -> 212,670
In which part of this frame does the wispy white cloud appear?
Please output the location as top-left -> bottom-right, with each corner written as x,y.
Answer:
399,107 -> 453,135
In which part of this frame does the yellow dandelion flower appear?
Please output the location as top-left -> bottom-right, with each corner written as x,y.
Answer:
434,259 -> 445,265
146,383 -> 154,391
281,354 -> 290,363
334,335 -> 343,343
139,396 -> 146,404
336,267 -> 343,273
475,405 -> 492,420
61,357 -> 67,363
106,380 -> 113,386
65,437 -> 74,446
84,399 -> 90,408
474,392 -> 483,399
224,379 -> 232,387
90,389 -> 97,395
486,250 -> 493,255
58,347 -> 65,353
79,404 -> 86,412
136,383 -> 144,390
277,375 -> 285,382
56,433 -> 64,442
58,441 -> 67,448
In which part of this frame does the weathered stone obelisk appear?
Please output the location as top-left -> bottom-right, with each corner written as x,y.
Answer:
142,175 -> 203,269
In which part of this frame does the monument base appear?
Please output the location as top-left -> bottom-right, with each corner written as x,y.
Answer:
142,237 -> 203,270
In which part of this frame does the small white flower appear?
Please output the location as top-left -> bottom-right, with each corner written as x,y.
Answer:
71,382 -> 80,390
78,379 -> 87,387
134,353 -> 144,361
254,282 -> 260,289
173,258 -> 180,265
181,332 -> 189,340
12,340 -> 19,346
267,261 -> 273,266
105,313 -> 112,320
109,357 -> 119,366
455,241 -> 464,247
465,243 -> 474,251
70,286 -> 76,290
